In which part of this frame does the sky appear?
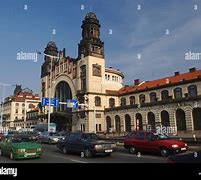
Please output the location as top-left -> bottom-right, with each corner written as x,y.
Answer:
0,0 -> 201,97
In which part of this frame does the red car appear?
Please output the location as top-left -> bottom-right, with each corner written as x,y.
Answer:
124,131 -> 188,157
0,133 -> 4,141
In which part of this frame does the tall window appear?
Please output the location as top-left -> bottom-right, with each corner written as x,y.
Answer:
95,96 -> 101,106
121,98 -> 126,106
139,94 -> 145,104
109,98 -> 115,108
150,92 -> 157,102
188,85 -> 197,97
129,96 -> 135,105
174,87 -> 182,99
161,90 -> 169,100
15,109 -> 18,114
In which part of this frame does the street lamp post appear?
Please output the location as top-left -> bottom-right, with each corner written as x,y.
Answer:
0,83 -> 11,131
38,52 -> 59,132
47,57 -> 53,132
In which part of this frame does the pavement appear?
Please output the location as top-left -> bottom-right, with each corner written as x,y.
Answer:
0,144 -> 200,163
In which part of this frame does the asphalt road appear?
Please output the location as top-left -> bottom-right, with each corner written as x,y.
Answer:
0,144 -> 195,163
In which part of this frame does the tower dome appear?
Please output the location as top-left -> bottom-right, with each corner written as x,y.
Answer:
47,41 -> 57,48
85,12 -> 97,20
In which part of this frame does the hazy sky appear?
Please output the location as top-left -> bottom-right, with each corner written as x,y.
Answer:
0,0 -> 201,97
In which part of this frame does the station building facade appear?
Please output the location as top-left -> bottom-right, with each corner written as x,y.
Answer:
40,12 -> 201,137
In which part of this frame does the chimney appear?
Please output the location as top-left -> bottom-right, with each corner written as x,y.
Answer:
189,67 -> 196,72
63,48 -> 66,57
174,71 -> 180,76
134,79 -> 140,85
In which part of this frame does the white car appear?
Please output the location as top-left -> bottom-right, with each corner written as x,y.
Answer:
39,132 -> 65,144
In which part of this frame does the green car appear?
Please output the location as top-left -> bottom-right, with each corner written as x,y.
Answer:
0,135 -> 42,160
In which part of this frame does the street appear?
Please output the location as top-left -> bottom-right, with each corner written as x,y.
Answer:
0,144 -> 195,163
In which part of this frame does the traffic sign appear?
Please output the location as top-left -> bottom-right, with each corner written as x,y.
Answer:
41,98 -> 59,107
67,99 -> 79,108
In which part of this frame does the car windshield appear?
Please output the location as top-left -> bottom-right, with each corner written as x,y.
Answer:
11,137 -> 32,143
49,132 -> 60,136
85,133 -> 99,140
155,133 -> 169,140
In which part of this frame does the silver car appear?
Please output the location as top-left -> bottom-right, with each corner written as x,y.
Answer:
39,132 -> 65,144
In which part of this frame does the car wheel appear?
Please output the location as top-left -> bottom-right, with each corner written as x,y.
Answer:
0,148 -> 2,156
160,147 -> 169,157
129,146 -> 136,154
84,148 -> 92,158
62,146 -> 68,154
10,151 -> 14,160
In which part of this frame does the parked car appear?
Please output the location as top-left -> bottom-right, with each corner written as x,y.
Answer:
39,131 -> 65,144
18,131 -> 39,141
0,135 -> 42,160
57,133 -> 116,158
166,150 -> 201,163
0,133 -> 4,141
124,131 -> 188,157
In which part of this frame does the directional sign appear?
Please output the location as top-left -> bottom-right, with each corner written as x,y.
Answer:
41,98 -> 59,107
67,99 -> 78,108
41,98 -> 49,106
52,98 -> 60,107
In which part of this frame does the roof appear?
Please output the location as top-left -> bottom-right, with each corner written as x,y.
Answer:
119,68 -> 201,95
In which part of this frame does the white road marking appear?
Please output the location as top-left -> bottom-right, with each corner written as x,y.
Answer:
69,159 -> 88,163
47,154 -> 88,163
115,152 -> 164,159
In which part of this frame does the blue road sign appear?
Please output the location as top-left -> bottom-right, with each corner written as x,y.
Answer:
67,99 -> 78,108
41,98 -> 59,107
51,98 -> 59,107
41,98 -> 49,106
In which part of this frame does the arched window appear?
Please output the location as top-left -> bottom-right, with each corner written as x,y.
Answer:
188,85 -> 197,97
139,94 -> 145,104
161,110 -> 170,127
161,90 -> 169,100
106,116 -> 112,132
150,92 -> 157,102
15,103 -> 19,107
174,87 -> 182,99
109,98 -> 115,108
193,108 -> 201,130
148,112 -> 156,130
115,115 -> 121,133
125,114 -> 131,132
95,96 -> 101,106
176,109 -> 186,131
120,98 -> 126,106
129,96 -> 135,105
